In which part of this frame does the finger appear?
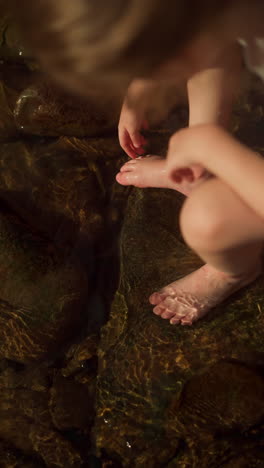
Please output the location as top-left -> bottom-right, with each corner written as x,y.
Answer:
179,168 -> 194,182
131,144 -> 145,156
142,119 -> 149,130
140,135 -> 148,147
119,130 -> 138,158
191,164 -> 206,179
171,169 -> 183,184
125,144 -> 138,158
131,131 -> 147,150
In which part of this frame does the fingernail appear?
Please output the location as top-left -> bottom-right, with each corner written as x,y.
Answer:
171,170 -> 182,183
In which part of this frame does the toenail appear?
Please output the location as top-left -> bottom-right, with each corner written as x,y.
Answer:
170,319 -> 180,325
149,293 -> 158,304
171,170 -> 182,183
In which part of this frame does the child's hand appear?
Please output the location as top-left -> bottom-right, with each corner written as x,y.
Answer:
118,99 -> 148,159
166,126 -> 209,183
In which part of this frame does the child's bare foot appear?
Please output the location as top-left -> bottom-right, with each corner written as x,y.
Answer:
116,156 -> 193,196
149,263 -> 261,325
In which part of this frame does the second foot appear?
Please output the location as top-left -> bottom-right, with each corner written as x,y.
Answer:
116,155 -> 193,195
149,263 -> 261,325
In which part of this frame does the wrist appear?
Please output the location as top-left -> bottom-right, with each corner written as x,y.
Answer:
128,78 -> 156,95
179,124 -> 221,169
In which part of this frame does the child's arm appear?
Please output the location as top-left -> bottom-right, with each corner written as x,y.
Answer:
185,43 -> 243,179
167,124 -> 264,220
187,43 -> 243,128
119,45 -> 242,161
118,79 -> 152,158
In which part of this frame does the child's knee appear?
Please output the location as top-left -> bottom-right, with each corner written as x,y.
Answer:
180,186 -> 228,252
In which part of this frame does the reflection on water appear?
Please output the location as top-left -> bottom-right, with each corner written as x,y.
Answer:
0,12 -> 264,468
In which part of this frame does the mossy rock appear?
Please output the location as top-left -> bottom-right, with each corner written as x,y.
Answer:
94,74 -> 264,467
0,13 -> 30,62
0,360 -> 98,466
0,208 -> 89,363
14,82 -> 120,138
0,137 -> 126,243
95,186 -> 264,467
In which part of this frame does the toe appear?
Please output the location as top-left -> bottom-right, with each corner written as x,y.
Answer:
158,285 -> 177,298
116,172 -> 134,186
181,318 -> 194,326
153,306 -> 164,316
149,292 -> 163,305
170,317 -> 181,325
180,312 -> 197,326
120,161 -> 135,172
162,296 -> 178,311
161,310 -> 175,319
116,172 -> 125,185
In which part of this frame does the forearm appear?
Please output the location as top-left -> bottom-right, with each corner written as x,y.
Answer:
124,78 -> 156,108
187,44 -> 243,127
197,126 -> 264,219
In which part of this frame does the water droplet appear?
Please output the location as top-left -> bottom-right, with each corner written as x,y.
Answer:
126,441 -> 132,449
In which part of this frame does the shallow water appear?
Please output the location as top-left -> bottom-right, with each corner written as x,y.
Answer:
0,13 -> 264,468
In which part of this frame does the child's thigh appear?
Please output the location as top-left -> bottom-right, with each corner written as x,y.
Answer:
180,176 -> 264,250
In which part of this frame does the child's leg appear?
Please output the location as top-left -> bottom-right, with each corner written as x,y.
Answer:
116,155 -> 195,195
150,177 -> 264,325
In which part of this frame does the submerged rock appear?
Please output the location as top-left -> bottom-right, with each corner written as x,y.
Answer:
14,83 -> 120,138
0,137 -> 124,243
0,365 -> 89,467
95,77 -> 264,465
95,184 -> 264,466
0,12 -> 30,62
0,208 -> 89,363
0,16 -> 264,465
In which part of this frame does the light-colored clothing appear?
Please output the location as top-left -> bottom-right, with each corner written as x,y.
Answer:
238,37 -> 264,81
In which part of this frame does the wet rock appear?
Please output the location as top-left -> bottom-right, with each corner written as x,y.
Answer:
0,64 -> 120,140
0,81 -> 18,139
14,83 -> 120,138
94,74 -> 264,466
0,63 -> 37,140
0,137 -> 124,243
95,81 -> 264,466
0,439 -> 43,467
167,436 -> 264,467
0,361 -> 98,467
0,13 -> 30,63
0,17 -> 263,467
0,209 -> 88,363
50,374 -> 95,431
62,334 -> 99,380
30,428 -> 83,468
0,62 -> 35,94
0,365 -> 84,467
172,361 -> 264,437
